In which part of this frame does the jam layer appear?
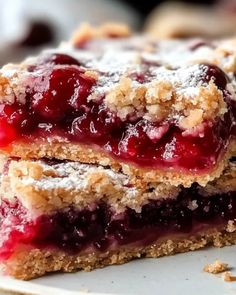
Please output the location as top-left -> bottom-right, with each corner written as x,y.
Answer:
1,186 -> 236,260
0,54 -> 235,172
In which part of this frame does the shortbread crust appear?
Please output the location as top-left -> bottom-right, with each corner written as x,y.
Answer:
1,141 -> 234,187
4,226 -> 236,280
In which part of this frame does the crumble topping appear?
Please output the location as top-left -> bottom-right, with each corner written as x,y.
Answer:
0,63 -> 28,105
0,26 -> 235,129
214,39 -> 236,73
104,77 -> 147,120
84,70 -> 99,80
144,80 -> 173,122
0,76 -> 15,104
1,158 -> 180,214
203,260 -> 229,274
104,67 -> 227,127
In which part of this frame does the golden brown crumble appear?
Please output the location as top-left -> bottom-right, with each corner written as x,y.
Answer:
105,76 -> 226,128
0,63 -> 28,105
12,161 -> 44,180
71,22 -> 131,46
0,76 -> 15,104
0,27 -> 235,128
179,82 -> 227,129
84,70 -> 99,80
184,38 -> 236,76
223,271 -> 236,282
146,15 -> 236,82
104,77 -> 146,121
0,157 -> 180,214
203,260 -> 228,274
144,80 -> 173,122
3,226 -> 236,280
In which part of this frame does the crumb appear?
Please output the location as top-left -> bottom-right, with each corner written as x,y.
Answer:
84,70 -> 99,80
223,271 -> 236,282
226,220 -> 236,233
203,260 -> 229,274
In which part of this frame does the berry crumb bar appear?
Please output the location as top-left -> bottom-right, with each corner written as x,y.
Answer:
0,24 -> 236,279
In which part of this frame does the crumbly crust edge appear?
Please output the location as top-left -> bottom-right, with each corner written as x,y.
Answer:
3,225 -> 236,280
0,158 -> 180,214
0,157 -> 236,215
1,140 -> 235,187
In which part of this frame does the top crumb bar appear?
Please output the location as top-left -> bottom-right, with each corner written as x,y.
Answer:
0,23 -> 235,187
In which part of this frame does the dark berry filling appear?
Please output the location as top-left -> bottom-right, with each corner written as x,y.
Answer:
0,54 -> 234,171
199,64 -> 229,90
1,187 -> 236,260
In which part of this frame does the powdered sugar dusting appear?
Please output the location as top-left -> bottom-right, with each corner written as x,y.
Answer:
150,64 -> 204,97
21,160 -> 136,197
1,35 -> 235,123
29,36 -> 231,95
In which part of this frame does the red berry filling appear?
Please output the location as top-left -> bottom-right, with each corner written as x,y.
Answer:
0,54 -> 234,171
0,187 -> 236,260
30,67 -> 94,121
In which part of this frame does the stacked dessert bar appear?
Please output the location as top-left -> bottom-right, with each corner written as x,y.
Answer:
0,23 -> 236,280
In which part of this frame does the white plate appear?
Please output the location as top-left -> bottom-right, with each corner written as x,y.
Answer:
0,245 -> 236,295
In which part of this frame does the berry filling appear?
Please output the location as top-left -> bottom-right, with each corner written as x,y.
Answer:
0,187 -> 236,260
0,54 -> 234,171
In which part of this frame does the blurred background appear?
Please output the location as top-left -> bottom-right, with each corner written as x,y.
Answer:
0,0 -> 235,64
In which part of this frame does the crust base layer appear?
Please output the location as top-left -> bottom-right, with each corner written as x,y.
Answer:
3,227 -> 236,280
2,141 -> 234,187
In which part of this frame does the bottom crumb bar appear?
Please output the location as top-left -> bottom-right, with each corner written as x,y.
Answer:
0,158 -> 236,279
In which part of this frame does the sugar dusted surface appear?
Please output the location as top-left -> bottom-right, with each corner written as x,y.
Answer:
1,158 -> 181,214
1,157 -> 236,215
51,38 -> 230,125
23,160 -> 131,192
1,35 -> 235,125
